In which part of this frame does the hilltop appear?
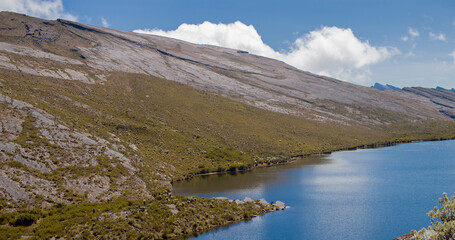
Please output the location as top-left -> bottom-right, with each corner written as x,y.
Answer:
0,12 -> 455,238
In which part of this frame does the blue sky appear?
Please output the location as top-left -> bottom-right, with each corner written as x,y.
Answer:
1,0 -> 454,88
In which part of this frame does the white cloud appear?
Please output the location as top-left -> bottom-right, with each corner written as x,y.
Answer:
0,0 -> 76,21
408,27 -> 420,37
101,17 -> 109,28
134,22 -> 396,84
451,50 -> 455,62
283,27 -> 397,83
400,36 -> 409,42
429,32 -> 447,42
452,20 -> 455,26
135,21 -> 279,58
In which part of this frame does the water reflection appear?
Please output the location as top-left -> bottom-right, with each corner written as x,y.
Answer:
174,140 -> 455,240
173,155 -> 333,199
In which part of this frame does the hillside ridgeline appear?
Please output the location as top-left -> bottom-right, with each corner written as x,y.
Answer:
1,12 -> 455,238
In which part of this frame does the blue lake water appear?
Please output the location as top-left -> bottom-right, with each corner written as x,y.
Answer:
173,140 -> 455,240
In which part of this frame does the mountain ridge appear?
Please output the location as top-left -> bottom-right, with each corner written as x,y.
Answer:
1,11 -> 454,124
371,83 -> 401,91
1,11 -> 455,238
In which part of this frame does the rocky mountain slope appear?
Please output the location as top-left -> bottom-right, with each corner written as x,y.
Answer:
0,12 -> 454,124
0,11 -> 455,238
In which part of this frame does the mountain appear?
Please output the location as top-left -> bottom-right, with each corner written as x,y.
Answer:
371,83 -> 401,91
436,86 -> 455,93
1,12 -> 455,124
1,12 -> 455,238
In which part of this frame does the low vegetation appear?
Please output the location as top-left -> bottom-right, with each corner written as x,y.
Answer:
1,69 -> 455,238
408,193 -> 455,240
0,193 -> 275,239
1,12 -> 455,239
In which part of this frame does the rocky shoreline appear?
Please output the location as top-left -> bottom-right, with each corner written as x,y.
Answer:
181,196 -> 287,239
214,196 -> 287,211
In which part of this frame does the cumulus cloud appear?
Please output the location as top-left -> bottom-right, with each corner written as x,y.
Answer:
408,27 -> 420,37
135,21 -> 278,58
134,22 -> 396,84
0,0 -> 76,21
451,50 -> 455,62
101,17 -> 109,28
284,26 -> 397,83
429,32 -> 447,42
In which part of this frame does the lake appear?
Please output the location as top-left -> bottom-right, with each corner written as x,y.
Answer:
173,140 -> 455,240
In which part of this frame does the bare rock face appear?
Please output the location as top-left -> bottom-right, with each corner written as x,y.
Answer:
0,12 -> 454,126
0,93 -> 151,204
64,175 -> 111,202
0,170 -> 30,202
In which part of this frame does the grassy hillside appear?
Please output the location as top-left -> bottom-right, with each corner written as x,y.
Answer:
1,69 -> 455,238
2,69 -> 455,180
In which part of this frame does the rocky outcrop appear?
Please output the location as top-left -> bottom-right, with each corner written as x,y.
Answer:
243,197 -> 253,202
258,199 -> 269,206
0,93 -> 151,205
274,201 -> 286,210
212,196 -> 285,212
393,229 -> 437,240
402,87 -> 455,119
165,204 -> 179,215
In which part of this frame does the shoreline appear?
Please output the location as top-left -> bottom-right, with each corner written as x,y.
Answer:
172,137 -> 455,239
173,137 -> 455,183
177,199 -> 286,240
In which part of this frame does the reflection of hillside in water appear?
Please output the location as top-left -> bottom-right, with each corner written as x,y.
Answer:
173,155 -> 333,196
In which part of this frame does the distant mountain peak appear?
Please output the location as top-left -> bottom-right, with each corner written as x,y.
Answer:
371,83 -> 401,91
436,86 -> 455,92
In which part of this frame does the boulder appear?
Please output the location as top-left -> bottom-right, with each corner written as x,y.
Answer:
243,197 -> 253,202
258,198 -> 269,206
275,201 -> 286,210
165,204 -> 179,215
421,229 -> 437,240
234,199 -> 244,204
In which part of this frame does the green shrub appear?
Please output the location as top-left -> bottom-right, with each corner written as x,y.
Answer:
414,193 -> 455,240
428,193 -> 455,226
0,213 -> 13,225
13,213 -> 39,226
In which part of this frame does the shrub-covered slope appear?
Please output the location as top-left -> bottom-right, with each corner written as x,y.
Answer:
1,11 -> 455,239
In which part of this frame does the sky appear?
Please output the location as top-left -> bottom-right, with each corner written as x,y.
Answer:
1,0 -> 454,88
